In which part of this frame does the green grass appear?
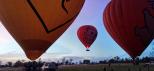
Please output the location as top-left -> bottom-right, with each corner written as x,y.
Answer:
58,64 -> 154,71
0,64 -> 154,71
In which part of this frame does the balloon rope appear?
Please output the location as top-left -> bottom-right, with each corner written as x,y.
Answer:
86,48 -> 90,51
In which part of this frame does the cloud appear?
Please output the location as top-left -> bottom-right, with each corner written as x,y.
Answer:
0,50 -> 28,63
0,22 -> 13,43
41,51 -> 72,59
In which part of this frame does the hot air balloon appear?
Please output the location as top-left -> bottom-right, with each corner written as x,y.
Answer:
0,0 -> 85,60
103,0 -> 154,59
77,25 -> 98,51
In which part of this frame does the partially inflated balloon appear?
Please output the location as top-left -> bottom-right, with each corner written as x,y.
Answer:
77,25 -> 98,51
0,0 -> 85,60
103,0 -> 154,59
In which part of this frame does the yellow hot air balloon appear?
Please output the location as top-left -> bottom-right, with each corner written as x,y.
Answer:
0,0 -> 85,60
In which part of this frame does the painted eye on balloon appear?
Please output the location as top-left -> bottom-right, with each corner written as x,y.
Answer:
61,0 -> 70,14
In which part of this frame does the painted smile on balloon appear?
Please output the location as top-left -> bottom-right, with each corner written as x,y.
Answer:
135,9 -> 154,46
27,0 -> 78,33
135,1 -> 154,46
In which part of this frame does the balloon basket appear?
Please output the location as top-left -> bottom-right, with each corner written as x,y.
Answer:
86,49 -> 90,51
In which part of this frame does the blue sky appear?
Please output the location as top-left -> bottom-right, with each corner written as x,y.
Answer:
0,0 -> 154,62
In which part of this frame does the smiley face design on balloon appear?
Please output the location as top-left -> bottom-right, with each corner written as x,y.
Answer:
27,0 -> 83,33
0,0 -> 85,60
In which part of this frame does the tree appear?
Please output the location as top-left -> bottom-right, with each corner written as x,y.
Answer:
14,60 -> 23,67
7,62 -> 12,67
62,57 -> 66,65
0,61 -> 2,66
69,58 -> 73,64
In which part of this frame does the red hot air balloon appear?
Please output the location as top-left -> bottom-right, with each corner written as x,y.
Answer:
103,0 -> 154,59
0,0 -> 85,60
77,25 -> 98,51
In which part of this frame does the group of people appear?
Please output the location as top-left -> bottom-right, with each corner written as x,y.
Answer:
24,61 -> 58,71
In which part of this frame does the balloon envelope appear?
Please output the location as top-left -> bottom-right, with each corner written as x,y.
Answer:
0,0 -> 85,60
103,0 -> 154,59
77,25 -> 98,51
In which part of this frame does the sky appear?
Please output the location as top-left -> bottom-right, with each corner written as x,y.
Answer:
0,0 -> 154,62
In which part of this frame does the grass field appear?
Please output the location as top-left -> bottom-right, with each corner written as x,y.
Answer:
58,64 -> 154,71
0,64 -> 154,71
